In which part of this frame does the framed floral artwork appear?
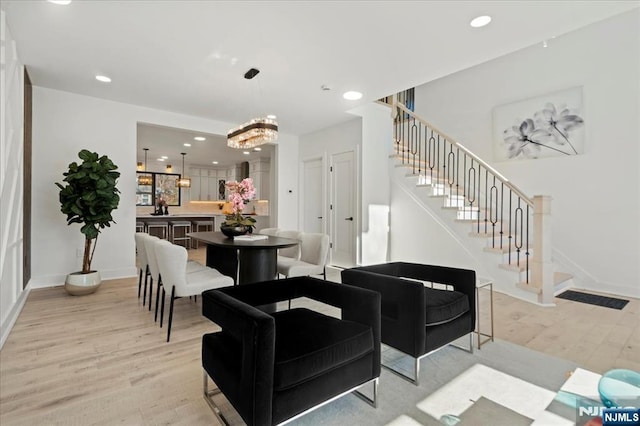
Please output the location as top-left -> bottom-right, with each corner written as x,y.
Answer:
493,87 -> 585,161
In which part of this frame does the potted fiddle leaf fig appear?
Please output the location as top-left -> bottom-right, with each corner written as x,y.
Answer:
55,149 -> 120,295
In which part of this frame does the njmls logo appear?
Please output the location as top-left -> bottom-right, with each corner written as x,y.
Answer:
579,405 -> 605,417
602,408 -> 640,426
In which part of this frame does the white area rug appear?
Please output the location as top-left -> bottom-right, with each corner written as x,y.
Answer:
285,338 -> 579,426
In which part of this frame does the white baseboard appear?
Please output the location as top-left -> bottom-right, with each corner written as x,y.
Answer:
574,281 -> 640,300
28,267 -> 137,289
0,284 -> 31,350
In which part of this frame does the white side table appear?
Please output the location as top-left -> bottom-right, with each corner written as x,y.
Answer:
475,278 -> 494,349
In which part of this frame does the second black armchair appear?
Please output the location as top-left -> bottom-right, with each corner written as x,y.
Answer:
341,262 -> 476,385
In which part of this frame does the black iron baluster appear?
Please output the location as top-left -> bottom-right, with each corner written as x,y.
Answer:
467,160 -> 476,229
476,165 -> 481,233
410,118 -> 418,174
447,146 -> 455,205
428,131 -> 436,182
500,182 -> 504,250
455,148 -> 460,202
508,190 -> 513,265
484,169 -> 489,234
490,176 -> 498,248
417,122 -> 422,175
514,198 -> 523,269
525,204 -> 530,284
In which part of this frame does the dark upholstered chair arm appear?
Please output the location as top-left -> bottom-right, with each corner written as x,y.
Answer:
201,289 -> 276,426
342,268 -> 426,357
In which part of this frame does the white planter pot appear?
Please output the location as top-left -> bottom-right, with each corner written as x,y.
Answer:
65,271 -> 101,296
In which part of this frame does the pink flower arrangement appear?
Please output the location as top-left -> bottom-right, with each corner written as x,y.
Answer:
222,178 -> 257,229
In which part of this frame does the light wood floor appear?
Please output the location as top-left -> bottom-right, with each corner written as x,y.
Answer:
1,248 -> 638,425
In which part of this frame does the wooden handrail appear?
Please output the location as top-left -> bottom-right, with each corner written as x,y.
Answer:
394,102 -> 534,207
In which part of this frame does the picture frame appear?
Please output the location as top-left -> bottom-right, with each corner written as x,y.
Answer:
493,87 -> 585,161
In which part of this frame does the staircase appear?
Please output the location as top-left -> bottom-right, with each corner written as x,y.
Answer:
387,99 -> 573,304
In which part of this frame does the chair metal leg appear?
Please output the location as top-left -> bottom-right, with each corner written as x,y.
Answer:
154,280 -> 162,322
160,287 -> 166,327
382,356 -> 421,386
203,370 -> 230,426
148,276 -> 153,311
450,332 -> 474,354
323,267 -> 326,280
137,269 -> 143,298
353,377 -> 379,408
167,286 -> 176,342
144,276 -> 151,306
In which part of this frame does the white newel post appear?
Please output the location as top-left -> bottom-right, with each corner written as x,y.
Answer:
533,195 -> 553,304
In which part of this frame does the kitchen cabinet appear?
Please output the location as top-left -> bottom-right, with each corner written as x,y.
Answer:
249,158 -> 270,200
189,168 -> 226,201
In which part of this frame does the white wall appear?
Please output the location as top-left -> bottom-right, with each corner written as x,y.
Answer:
0,10 -> 28,347
273,133 -> 299,228
389,180 -> 487,273
350,104 -> 392,265
410,9 -> 639,297
31,87 -> 299,287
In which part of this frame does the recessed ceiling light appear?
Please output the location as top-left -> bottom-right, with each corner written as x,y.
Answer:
48,0 -> 72,4
194,136 -> 206,141
212,161 -> 219,165
267,114 -> 277,119
343,91 -> 363,100
470,15 -> 491,28
183,143 -> 191,147
157,158 -> 165,162
161,156 -> 168,159
95,75 -> 111,83
253,147 -> 262,152
243,151 -> 250,155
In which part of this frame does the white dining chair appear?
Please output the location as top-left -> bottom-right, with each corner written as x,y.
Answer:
258,227 -> 279,237
154,240 -> 234,342
275,230 -> 301,259
146,236 -> 208,322
143,235 -> 162,315
276,232 -> 329,280
134,232 -> 151,302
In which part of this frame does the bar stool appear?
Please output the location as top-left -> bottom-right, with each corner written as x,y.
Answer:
147,221 -> 169,240
192,220 -> 214,249
170,221 -> 192,249
136,221 -> 146,233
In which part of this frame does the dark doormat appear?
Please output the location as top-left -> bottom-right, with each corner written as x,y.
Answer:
556,290 -> 629,310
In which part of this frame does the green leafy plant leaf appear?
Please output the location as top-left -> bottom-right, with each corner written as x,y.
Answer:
56,150 -> 120,273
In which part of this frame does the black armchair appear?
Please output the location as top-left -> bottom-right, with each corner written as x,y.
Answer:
341,262 -> 476,385
201,276 -> 381,426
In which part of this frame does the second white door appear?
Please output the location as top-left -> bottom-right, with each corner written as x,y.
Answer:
330,151 -> 356,267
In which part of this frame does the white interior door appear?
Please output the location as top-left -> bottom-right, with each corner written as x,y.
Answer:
302,158 -> 323,233
330,151 -> 356,267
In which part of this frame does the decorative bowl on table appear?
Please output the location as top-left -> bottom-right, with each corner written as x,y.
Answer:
220,224 -> 251,238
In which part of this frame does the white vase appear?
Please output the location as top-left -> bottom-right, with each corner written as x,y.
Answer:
65,271 -> 101,296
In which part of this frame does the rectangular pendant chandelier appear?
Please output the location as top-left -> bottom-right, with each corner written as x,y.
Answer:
227,117 -> 278,149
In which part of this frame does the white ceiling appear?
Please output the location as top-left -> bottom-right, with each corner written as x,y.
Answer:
3,1 -> 638,165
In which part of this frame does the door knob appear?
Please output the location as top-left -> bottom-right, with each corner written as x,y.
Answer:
345,217 -> 353,221
317,216 -> 323,219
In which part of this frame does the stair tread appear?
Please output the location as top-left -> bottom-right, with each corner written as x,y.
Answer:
499,259 -> 534,272
518,272 -> 574,295
483,245 -> 521,254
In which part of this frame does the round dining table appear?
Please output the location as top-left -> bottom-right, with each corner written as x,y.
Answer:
187,231 -> 299,285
